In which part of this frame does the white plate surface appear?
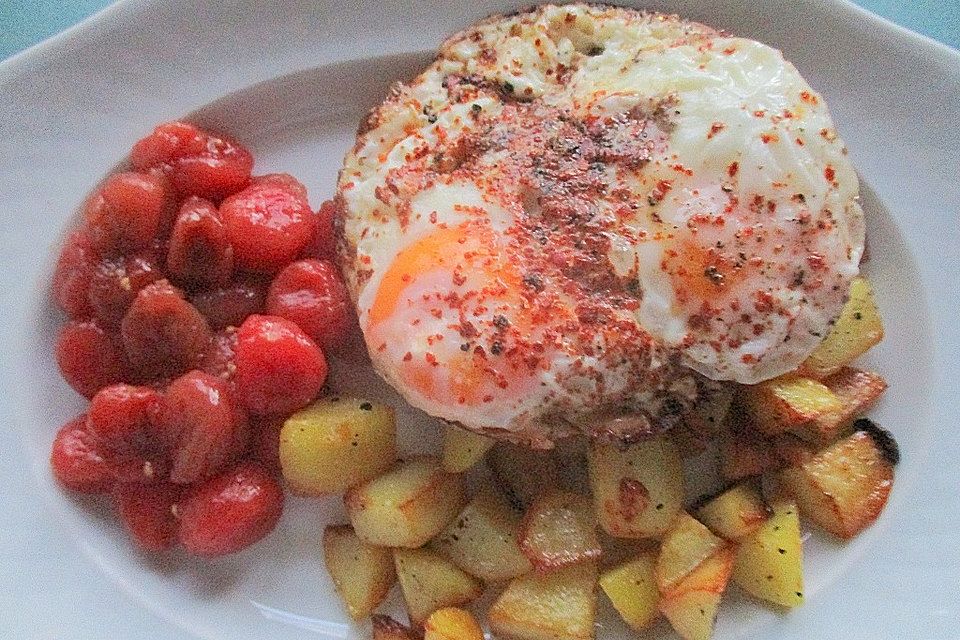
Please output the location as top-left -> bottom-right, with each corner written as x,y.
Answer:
1,1 -> 958,639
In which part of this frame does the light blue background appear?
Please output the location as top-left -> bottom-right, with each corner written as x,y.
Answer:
1,0 -> 958,60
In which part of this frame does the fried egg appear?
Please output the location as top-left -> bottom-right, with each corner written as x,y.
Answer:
336,4 -> 864,446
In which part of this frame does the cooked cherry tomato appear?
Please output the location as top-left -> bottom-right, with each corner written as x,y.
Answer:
154,370 -> 249,484
52,230 -> 98,319
219,175 -> 312,273
265,259 -> 352,352
55,320 -> 129,398
199,328 -> 238,380
249,419 -> 282,473
166,197 -> 233,287
120,280 -> 213,380
113,482 -> 183,551
189,279 -> 266,330
130,121 -> 253,201
88,251 -> 163,329
50,415 -> 115,493
176,461 -> 284,556
233,315 -> 327,416
86,384 -> 161,453
302,199 -> 337,260
84,172 -> 173,255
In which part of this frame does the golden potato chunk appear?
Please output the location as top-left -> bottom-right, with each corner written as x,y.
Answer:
345,457 -> 467,548
423,607 -> 484,640
732,499 -> 804,607
799,277 -> 884,379
280,397 -> 396,495
695,482 -> 771,541
489,562 -> 598,640
787,367 -> 887,444
322,525 -> 396,619
441,426 -> 494,473
745,376 -> 844,436
373,615 -> 418,640
656,512 -> 728,596
431,486 -> 532,583
518,490 -> 601,572
487,442 -> 562,509
779,429 -> 895,539
599,550 -> 659,630
394,547 -> 483,626
588,436 -> 684,539
658,546 -> 735,640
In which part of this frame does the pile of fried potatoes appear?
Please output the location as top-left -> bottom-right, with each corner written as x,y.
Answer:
280,276 -> 898,640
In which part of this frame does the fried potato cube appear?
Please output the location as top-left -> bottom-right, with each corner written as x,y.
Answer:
778,430 -> 895,539
441,426 -> 494,473
322,525 -> 396,620
656,512 -> 728,595
345,457 -> 466,548
394,548 -> 483,626
373,615 -> 418,640
599,550 -> 659,630
745,376 -> 844,436
489,562 -> 598,640
787,367 -> 888,445
658,546 -> 735,640
588,436 -> 684,539
487,442 -> 562,509
431,486 -> 532,582
695,482 -> 771,541
423,607 -> 484,640
518,490 -> 601,572
799,277 -> 884,379
732,499 -> 804,608
719,428 -> 779,482
280,397 -> 396,495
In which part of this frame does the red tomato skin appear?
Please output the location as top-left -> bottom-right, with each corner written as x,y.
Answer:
250,419 -> 283,473
302,199 -> 337,260
113,482 -> 183,551
233,314 -> 327,416
86,384 -> 162,454
52,230 -> 99,319
189,279 -> 266,330
84,172 -> 173,255
154,370 -> 249,484
119,280 -> 213,380
50,415 -> 115,493
87,251 -> 164,330
55,320 -> 129,398
166,197 -> 234,287
176,461 -> 284,557
219,177 -> 312,274
265,259 -> 352,352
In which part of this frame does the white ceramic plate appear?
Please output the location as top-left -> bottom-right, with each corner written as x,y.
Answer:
1,1 -> 958,638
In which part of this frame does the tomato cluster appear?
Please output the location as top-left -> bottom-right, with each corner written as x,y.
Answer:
50,121 -> 353,557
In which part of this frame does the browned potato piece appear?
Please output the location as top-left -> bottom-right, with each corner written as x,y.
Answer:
778,429 -> 895,539
787,367 -> 888,444
518,490 -> 600,572
671,386 -> 734,459
423,607 -> 484,640
799,277 -> 884,379
431,486 -> 532,582
394,548 -> 483,626
441,426 -> 494,473
744,376 -> 844,436
599,550 -> 659,630
345,457 -> 467,548
489,562 -> 598,640
732,499 -> 804,608
588,436 -> 684,539
487,442 -> 562,509
656,512 -> 728,596
280,397 -> 396,495
719,428 -> 779,482
322,525 -> 396,619
373,615 -> 418,640
658,546 -> 735,640
695,482 -> 771,541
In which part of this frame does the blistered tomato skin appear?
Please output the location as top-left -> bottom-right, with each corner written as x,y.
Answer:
176,461 -> 284,557
303,199 -> 337,261
130,121 -> 253,201
114,482 -> 183,551
220,177 -> 313,273
52,230 -> 98,319
166,197 -> 233,287
84,172 -> 173,255
86,384 -> 161,454
234,315 -> 328,416
265,259 -> 352,352
88,251 -> 164,329
154,370 -> 249,485
55,321 -> 129,398
120,280 -> 213,380
190,280 -> 266,330
50,415 -> 115,493
200,328 -> 239,380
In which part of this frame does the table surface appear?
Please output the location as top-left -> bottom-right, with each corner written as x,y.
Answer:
1,0 -> 958,60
